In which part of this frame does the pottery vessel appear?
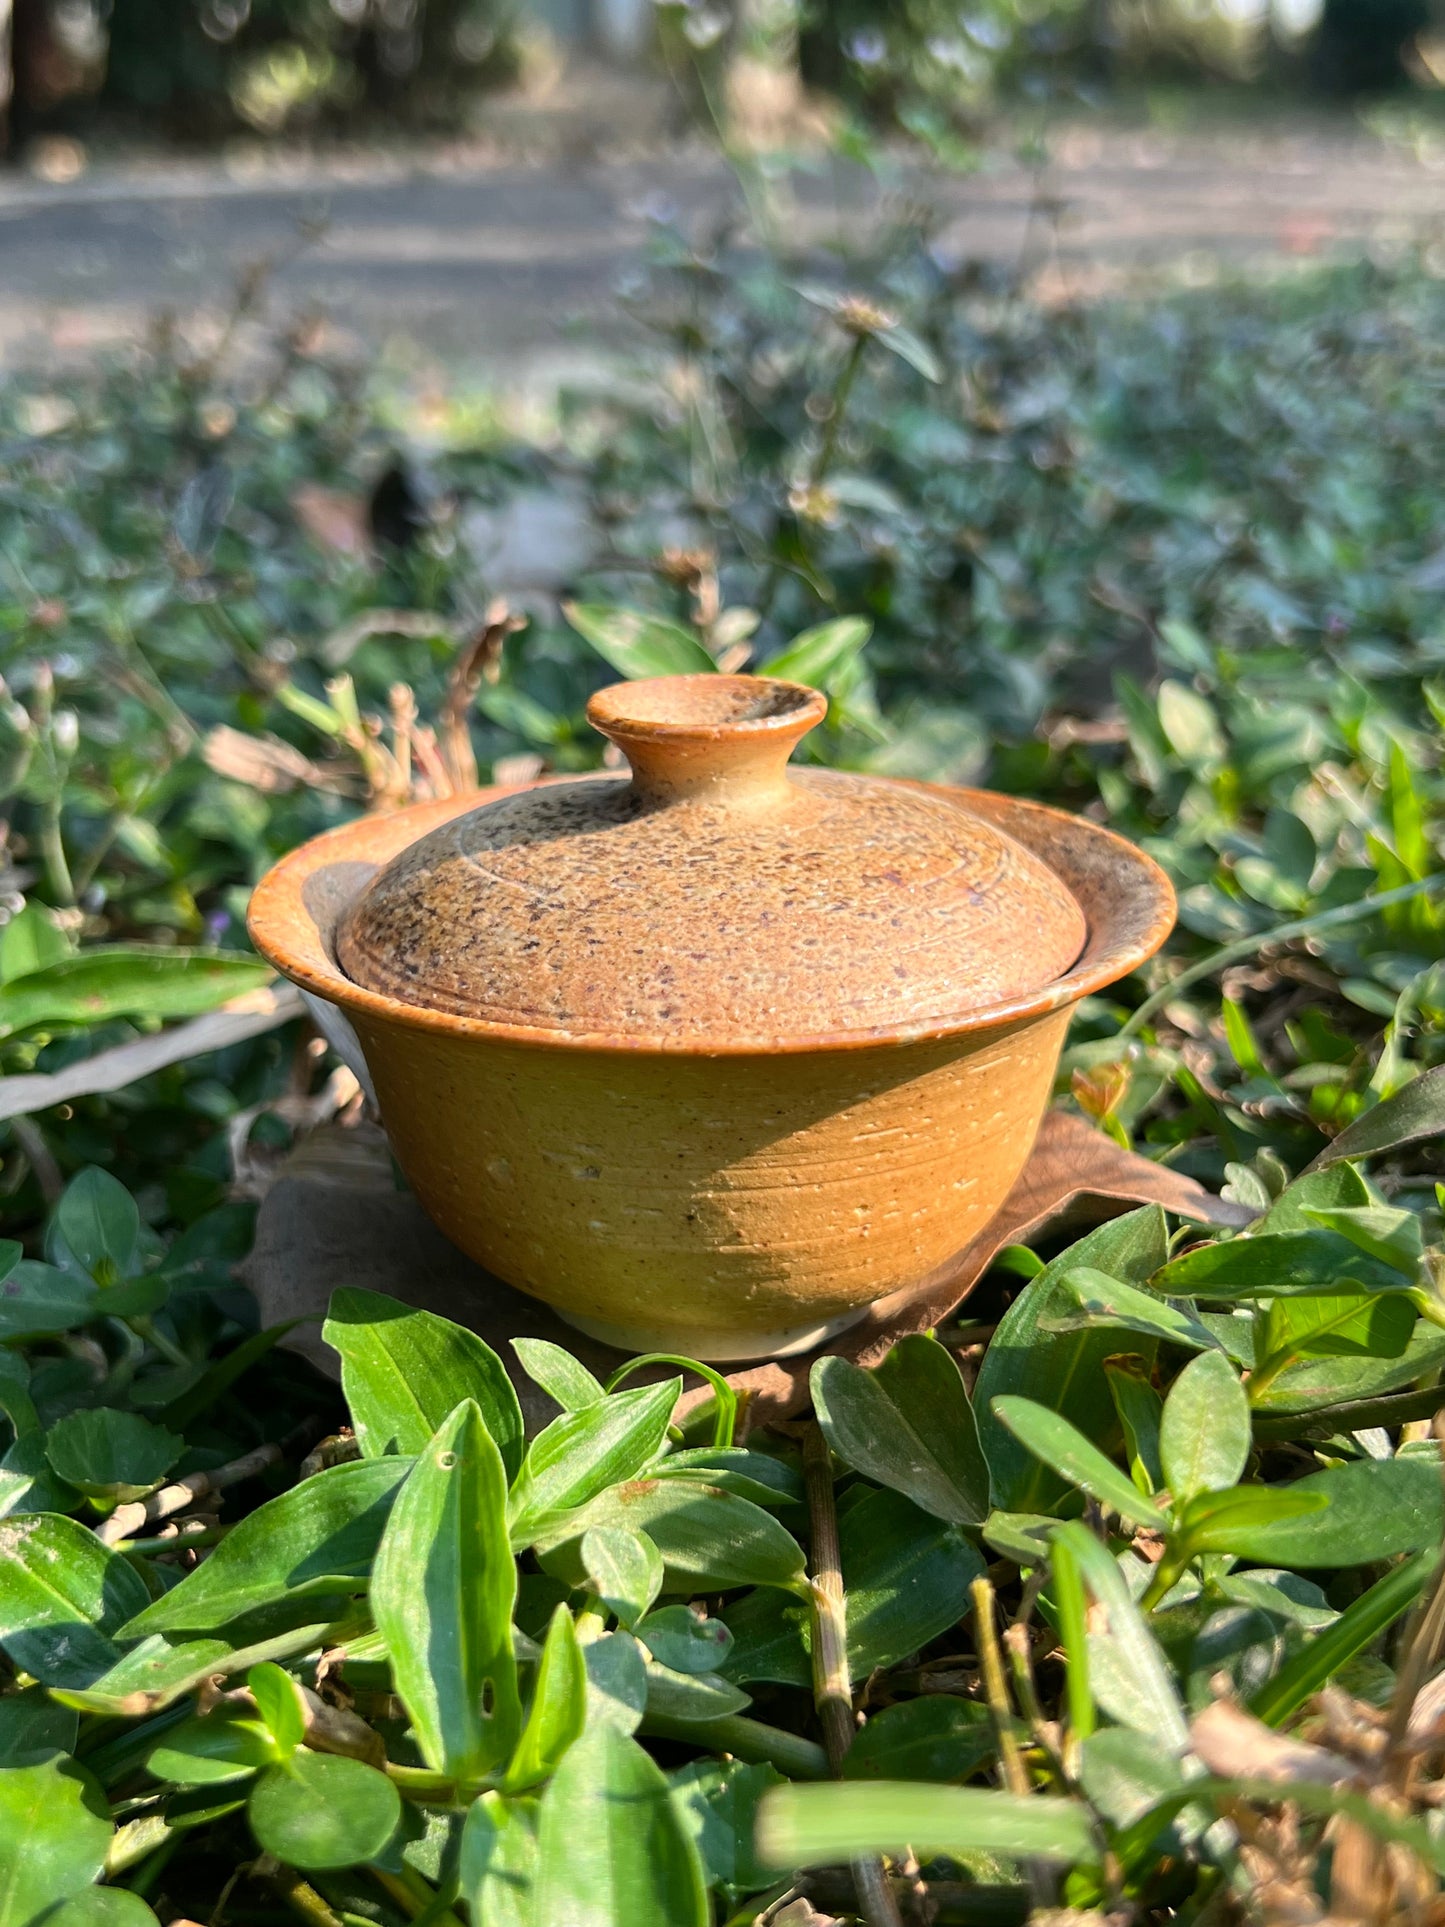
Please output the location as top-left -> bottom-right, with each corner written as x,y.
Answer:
249,674 -> 1174,1360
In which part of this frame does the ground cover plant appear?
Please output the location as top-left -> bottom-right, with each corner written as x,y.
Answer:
2,205 -> 1445,1919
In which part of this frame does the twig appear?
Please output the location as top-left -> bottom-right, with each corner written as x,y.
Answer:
97,1439 -> 283,1545
802,1422 -> 905,1927
1385,1410 -> 1445,1784
437,601 -> 525,795
973,1576 -> 1052,1910
252,1857 -> 348,1927
8,1114 -> 62,1205
0,986 -> 303,1123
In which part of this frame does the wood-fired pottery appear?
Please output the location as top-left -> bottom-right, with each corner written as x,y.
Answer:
249,674 -> 1174,1359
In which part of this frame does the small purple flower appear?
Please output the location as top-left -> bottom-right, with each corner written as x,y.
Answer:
204,909 -> 232,944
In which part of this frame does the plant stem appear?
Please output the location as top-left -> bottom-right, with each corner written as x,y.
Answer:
639,1710 -> 829,1780
1119,875 -> 1445,1039
1139,1548 -> 1191,1614
384,1761 -> 460,1801
809,334 -> 868,491
38,798 -> 75,909
802,1422 -> 905,1927
255,1857 -> 348,1927
973,1575 -> 1053,1910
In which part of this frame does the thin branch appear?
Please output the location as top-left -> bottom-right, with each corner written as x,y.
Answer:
802,1422 -> 905,1927
97,1439 -> 284,1545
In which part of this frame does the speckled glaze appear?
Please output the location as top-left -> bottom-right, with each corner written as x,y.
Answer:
249,674 -> 1176,1359
337,676 -> 1087,1041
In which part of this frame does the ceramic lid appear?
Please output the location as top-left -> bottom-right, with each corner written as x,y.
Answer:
336,674 -> 1088,1044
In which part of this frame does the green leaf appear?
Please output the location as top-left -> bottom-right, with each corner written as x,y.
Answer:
583,1629 -> 648,1736
842,1696 -> 995,1783
1159,1351 -> 1250,1503
45,1408 -> 182,1503
1174,1484 -> 1330,1555
975,1207 -> 1169,1512
1249,1550 -> 1431,1726
1078,1727 -> 1189,1836
0,1694 -> 76,1766
248,1749 -> 401,1872
372,1400 -> 520,1780
643,1659 -> 750,1723
460,1791 -> 538,1927
1158,680 -> 1224,766
581,1526 -> 664,1630
0,1512 -> 150,1685
325,1288 -> 524,1480
0,948 -> 269,1042
539,1478 -> 806,1596
1251,1318 -> 1445,1420
54,1168 -> 140,1280
503,1603 -> 587,1793
1042,1268 -> 1222,1356
532,1724 -> 709,1927
1156,1230 -> 1410,1300
509,1380 -> 681,1546
1302,1204 -> 1423,1275
563,604 -> 717,680
669,1758 -> 782,1894
1306,1061 -> 1445,1169
1053,1523 -> 1188,1753
512,1338 -> 605,1412
248,1661 -> 306,1754
991,1396 -> 1167,1528
648,1449 -> 801,1508
45,1892 -> 160,1927
811,1334 -> 990,1525
756,617 -> 872,687
715,1589 -> 813,1689
1213,1568 -> 1336,1630
56,1620 -> 335,1718
877,322 -> 943,382
147,1714 -> 278,1786
120,1457 -> 411,1636
758,1782 -> 1097,1871
723,1489 -> 983,1687
1209,1456 -> 1443,1567
0,1262 -> 97,1340
1259,1288 -> 1415,1366
0,905 -> 71,983
0,1752 -> 113,1925
635,1605 -> 733,1675
1105,1358 -> 1165,1494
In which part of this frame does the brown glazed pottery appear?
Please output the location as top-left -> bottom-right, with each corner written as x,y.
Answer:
249,673 -> 1175,1360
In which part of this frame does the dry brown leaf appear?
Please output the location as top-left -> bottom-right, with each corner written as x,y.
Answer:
204,724 -> 341,797
1191,1699 -> 1353,1788
291,484 -> 371,559
246,1107 -> 1251,1436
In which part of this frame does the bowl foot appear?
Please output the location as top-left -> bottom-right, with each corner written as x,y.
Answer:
555,1304 -> 868,1363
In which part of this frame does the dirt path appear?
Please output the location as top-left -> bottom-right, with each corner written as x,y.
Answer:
0,113 -> 1440,374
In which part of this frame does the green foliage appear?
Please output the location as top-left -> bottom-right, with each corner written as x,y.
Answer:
2,182 -> 1445,1920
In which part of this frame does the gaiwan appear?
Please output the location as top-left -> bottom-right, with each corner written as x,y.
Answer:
249,673 -> 1174,1360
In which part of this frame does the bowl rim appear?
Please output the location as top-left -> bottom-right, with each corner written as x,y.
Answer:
247,775 -> 1176,1057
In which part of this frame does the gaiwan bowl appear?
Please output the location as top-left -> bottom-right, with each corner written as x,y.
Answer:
249,673 -> 1174,1361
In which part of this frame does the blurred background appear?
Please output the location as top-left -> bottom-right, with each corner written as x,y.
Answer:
2,0 -> 1445,1211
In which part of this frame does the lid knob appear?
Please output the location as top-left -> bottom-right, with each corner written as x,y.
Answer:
586,674 -> 828,808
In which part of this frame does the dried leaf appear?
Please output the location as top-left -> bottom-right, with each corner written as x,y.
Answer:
291,485 -> 372,559
1189,1700 -> 1352,1787
248,1111 -> 1247,1432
